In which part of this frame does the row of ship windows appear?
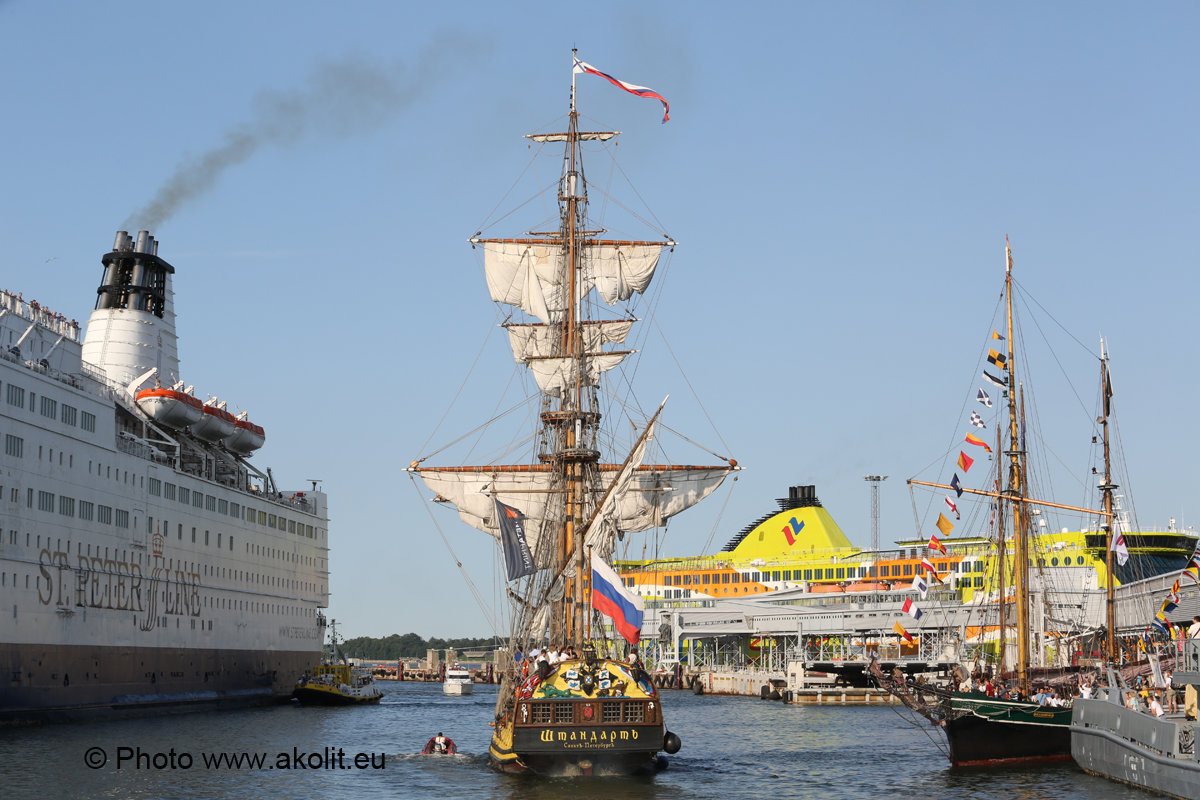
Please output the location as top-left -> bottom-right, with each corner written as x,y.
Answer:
4,382 -> 96,431
146,477 -> 315,538
655,577 -> 990,599
645,561 -> 988,587
3,485 -> 325,571
2,435 -> 321,542
3,529 -> 325,595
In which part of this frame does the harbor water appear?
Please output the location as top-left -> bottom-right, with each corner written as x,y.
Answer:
1,681 -> 1144,800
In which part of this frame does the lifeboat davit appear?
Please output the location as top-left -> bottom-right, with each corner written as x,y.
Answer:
136,387 -> 204,428
225,416 -> 266,454
191,402 -> 237,442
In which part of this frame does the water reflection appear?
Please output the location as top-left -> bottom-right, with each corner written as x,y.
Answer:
0,680 -> 1137,800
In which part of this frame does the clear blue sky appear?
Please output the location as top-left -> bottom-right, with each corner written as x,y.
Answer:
3,1 -> 1198,639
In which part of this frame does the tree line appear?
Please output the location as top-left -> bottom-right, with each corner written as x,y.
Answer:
341,632 -> 499,660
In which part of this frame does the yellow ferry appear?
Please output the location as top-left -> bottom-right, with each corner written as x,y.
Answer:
617,484 -> 1196,607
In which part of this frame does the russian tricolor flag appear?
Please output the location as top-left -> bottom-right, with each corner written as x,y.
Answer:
573,56 -> 670,123
591,558 -> 644,645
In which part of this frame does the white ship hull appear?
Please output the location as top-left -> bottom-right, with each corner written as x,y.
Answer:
0,233 -> 330,722
443,680 -> 474,696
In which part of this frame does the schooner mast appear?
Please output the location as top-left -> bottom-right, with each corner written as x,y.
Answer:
1098,341 -> 1118,662
1001,240 -> 1031,690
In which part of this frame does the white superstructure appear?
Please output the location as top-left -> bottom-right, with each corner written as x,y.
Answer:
0,232 -> 330,721
443,667 -> 474,695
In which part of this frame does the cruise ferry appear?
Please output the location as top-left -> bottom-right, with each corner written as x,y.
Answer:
618,484 -> 1196,611
0,231 -> 329,722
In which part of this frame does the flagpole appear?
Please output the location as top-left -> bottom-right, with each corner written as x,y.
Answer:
585,545 -> 592,643
571,48 -> 577,116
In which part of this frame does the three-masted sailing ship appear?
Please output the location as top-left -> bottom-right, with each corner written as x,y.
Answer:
874,241 -> 1114,765
409,55 -> 737,776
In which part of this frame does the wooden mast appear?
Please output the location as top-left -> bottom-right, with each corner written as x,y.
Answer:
995,424 -> 1007,676
1003,240 -> 1031,692
563,54 -> 583,647
1099,341 -> 1118,662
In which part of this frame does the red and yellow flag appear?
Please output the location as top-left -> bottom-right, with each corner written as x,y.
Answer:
957,451 -> 974,472
929,533 -> 948,555
964,433 -> 992,453
893,621 -> 914,643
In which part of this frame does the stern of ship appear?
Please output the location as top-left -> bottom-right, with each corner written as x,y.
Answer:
489,658 -> 670,776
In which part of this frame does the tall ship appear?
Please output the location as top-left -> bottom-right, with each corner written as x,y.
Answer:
0,231 -> 330,722
871,241 -> 1138,765
409,54 -> 737,775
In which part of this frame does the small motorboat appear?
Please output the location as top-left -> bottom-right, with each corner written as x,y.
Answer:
421,733 -> 457,755
443,666 -> 474,696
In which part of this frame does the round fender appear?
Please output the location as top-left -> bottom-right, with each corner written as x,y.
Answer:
663,731 -> 682,754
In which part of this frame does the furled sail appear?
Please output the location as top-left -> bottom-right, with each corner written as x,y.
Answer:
483,243 -> 563,323
412,463 -> 732,556
505,320 -> 634,362
526,353 -> 630,397
412,466 -> 556,560
479,239 -> 665,321
614,467 -> 733,533
585,243 -> 663,305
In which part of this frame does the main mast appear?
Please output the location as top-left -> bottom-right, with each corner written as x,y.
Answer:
562,70 -> 588,648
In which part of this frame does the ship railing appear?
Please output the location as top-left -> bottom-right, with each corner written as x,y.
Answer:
116,434 -> 154,461
0,293 -> 81,340
1074,697 -> 1190,758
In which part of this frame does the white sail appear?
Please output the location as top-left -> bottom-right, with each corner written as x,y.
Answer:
582,419 -> 656,561
481,240 -> 662,321
526,353 -> 629,397
413,463 -> 732,550
483,243 -> 563,323
413,467 -> 555,559
613,468 -> 733,533
505,320 -> 634,362
586,244 -> 663,305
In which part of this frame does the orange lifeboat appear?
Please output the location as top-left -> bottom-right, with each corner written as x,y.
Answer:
190,401 -> 236,442
136,387 -> 204,428
225,415 -> 266,454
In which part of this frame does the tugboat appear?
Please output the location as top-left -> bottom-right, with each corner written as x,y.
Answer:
293,620 -> 383,705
